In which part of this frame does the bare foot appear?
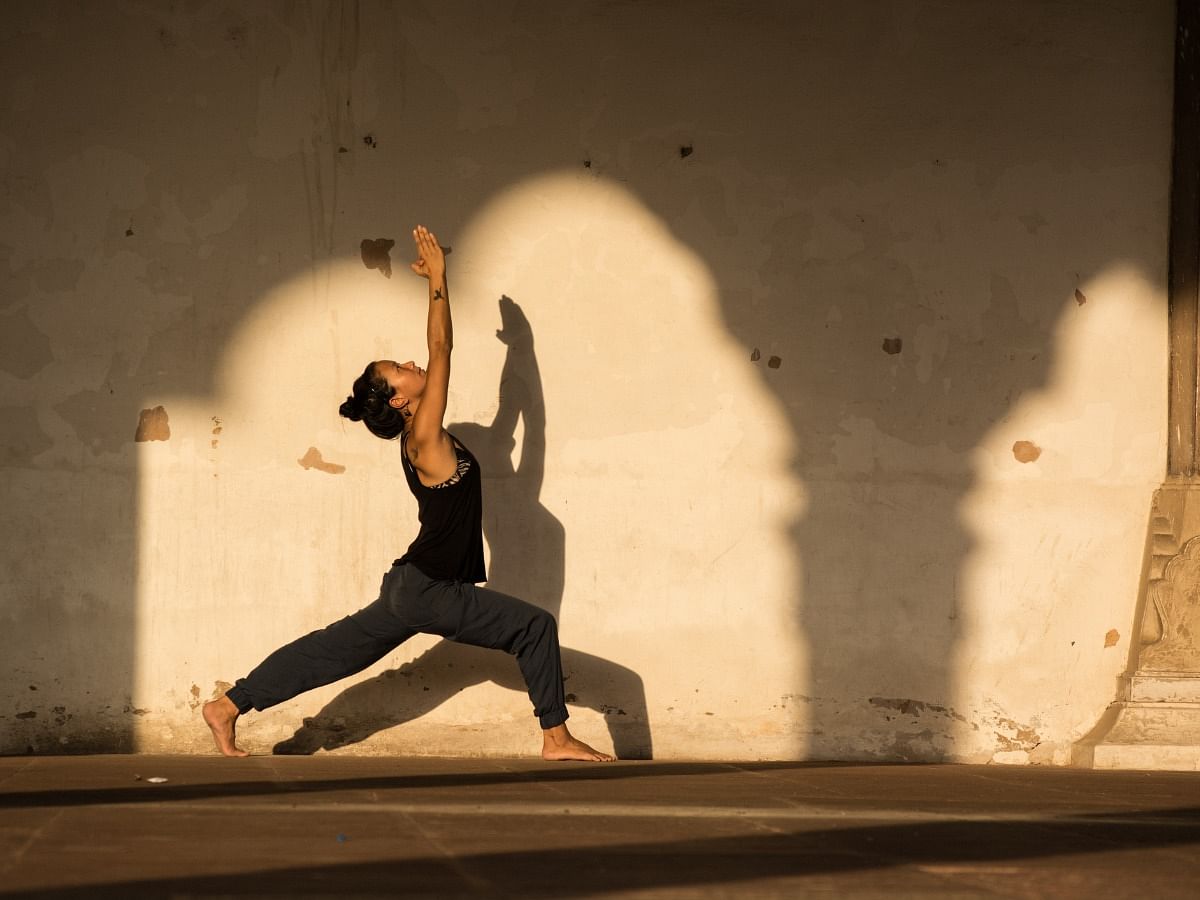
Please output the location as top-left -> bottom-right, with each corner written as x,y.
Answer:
541,724 -> 615,762
203,695 -> 249,757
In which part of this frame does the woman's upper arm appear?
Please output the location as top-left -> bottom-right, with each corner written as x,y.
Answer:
409,346 -> 454,466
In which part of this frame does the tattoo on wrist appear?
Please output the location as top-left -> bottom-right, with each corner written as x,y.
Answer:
433,288 -> 445,302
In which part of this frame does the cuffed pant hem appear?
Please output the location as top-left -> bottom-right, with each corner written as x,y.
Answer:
539,707 -> 569,730
225,684 -> 255,715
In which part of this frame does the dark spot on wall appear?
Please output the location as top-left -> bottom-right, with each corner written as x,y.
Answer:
767,355 -> 782,369
123,704 -> 150,715
135,406 -> 171,442
882,337 -> 903,355
680,145 -> 694,158
226,24 -> 248,45
125,226 -> 134,237
338,146 -> 349,153
28,685 -> 36,691
299,446 -> 346,475
157,27 -> 177,49
1104,628 -> 1120,647
583,159 -> 592,168
363,134 -> 377,148
932,158 -> 945,167
564,692 -> 578,703
1075,288 -> 1088,306
16,711 -> 36,719
1012,440 -> 1041,463
360,238 -> 395,279
750,348 -> 761,362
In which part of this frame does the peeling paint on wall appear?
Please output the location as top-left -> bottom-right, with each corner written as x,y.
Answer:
298,447 -> 345,474
1012,440 -> 1041,463
868,696 -> 970,724
134,407 -> 171,442
1104,628 -> 1120,647
0,406 -> 53,465
0,308 -> 54,378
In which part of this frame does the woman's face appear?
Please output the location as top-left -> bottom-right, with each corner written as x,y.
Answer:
375,359 -> 426,407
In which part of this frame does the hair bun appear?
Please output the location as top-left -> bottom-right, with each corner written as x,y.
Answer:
338,396 -> 364,422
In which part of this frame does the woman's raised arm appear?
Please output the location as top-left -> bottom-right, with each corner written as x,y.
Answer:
407,225 -> 455,474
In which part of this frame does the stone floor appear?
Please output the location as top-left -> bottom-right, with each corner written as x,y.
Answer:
2,755 -> 1200,897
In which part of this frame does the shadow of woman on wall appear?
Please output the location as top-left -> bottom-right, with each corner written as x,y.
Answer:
273,296 -> 653,759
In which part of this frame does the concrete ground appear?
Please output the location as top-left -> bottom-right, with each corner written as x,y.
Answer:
2,756 -> 1200,898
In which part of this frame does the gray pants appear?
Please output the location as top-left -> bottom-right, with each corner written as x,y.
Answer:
225,562 -> 569,729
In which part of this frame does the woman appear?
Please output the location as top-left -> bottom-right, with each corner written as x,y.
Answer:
203,225 -> 613,762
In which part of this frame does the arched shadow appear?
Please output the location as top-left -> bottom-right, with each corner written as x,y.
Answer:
273,297 -> 653,758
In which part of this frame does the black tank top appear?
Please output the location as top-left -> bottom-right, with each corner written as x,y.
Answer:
395,431 -> 486,583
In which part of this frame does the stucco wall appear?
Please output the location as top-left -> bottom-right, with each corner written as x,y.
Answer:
1,0 -> 1173,762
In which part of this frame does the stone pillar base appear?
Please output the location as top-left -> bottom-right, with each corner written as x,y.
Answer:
1080,698 -> 1200,771
1076,482 -> 1200,770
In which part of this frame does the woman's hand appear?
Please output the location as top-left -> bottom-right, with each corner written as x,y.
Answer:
409,225 -> 446,280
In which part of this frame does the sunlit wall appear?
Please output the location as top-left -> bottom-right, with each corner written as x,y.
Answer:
1,0 -> 1172,761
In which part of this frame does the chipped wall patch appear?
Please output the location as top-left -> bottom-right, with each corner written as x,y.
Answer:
882,337 -> 903,355
360,238 -> 395,278
1012,440 -> 1041,463
868,696 -> 969,724
767,355 -> 782,369
1075,288 -> 1087,306
1104,628 -> 1120,648
135,406 -> 171,442
299,446 -> 346,475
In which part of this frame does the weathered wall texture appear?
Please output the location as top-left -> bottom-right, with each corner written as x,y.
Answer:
0,1 -> 1173,761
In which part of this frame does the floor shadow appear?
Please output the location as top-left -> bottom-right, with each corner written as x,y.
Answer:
15,806 -> 1200,897
0,760 -> 865,810
273,297 -> 652,758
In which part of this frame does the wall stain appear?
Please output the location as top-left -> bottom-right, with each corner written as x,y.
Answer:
750,347 -> 761,362
123,704 -> 150,716
680,145 -> 694,158
135,406 -> 171,442
1012,440 -> 1041,463
212,681 -> 233,700
868,696 -> 969,724
0,307 -> 55,378
16,711 -> 36,720
188,684 -> 202,711
1074,288 -> 1088,306
298,446 -> 346,475
1104,628 -> 1120,647
882,337 -> 903,355
1,405 -> 53,465
767,355 -> 782,369
360,238 -> 395,278
992,714 -> 1041,752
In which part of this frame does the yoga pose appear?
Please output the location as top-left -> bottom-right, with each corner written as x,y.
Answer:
203,225 -> 613,761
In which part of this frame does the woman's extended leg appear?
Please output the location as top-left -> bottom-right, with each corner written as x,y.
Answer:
204,572 -> 417,756
442,581 -> 614,761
